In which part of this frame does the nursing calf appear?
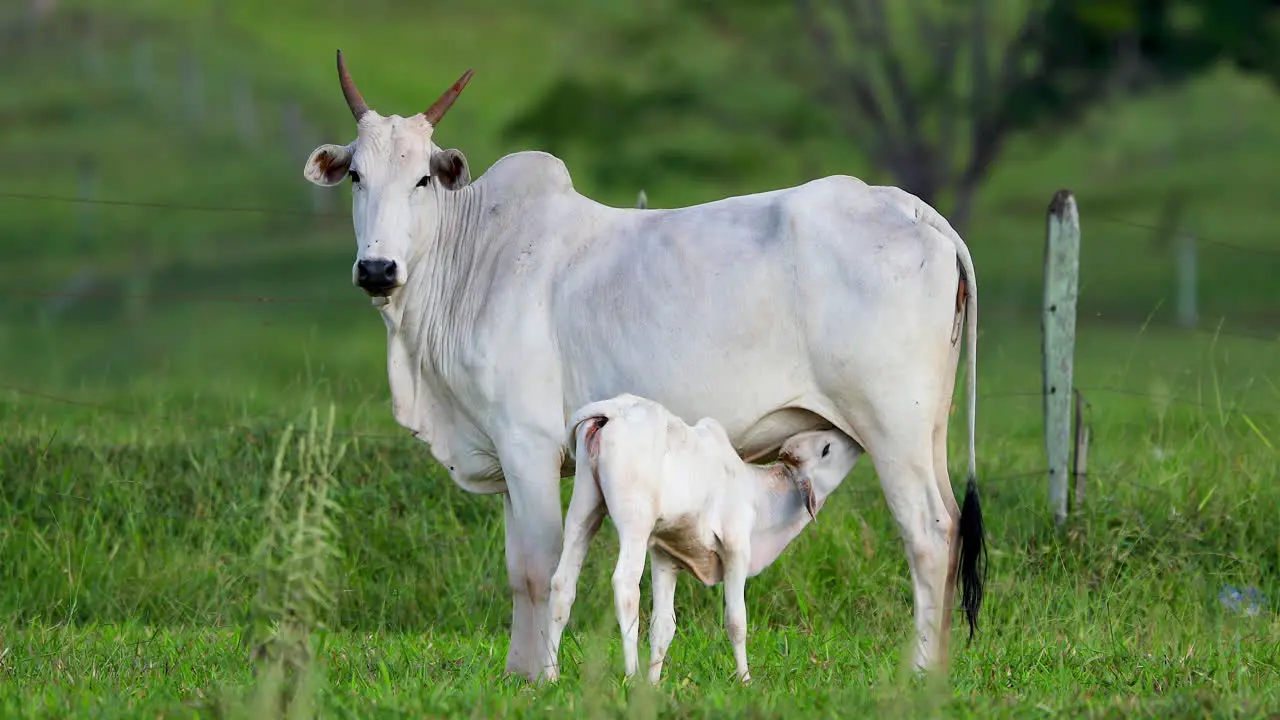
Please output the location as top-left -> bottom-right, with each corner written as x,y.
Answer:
544,394 -> 861,683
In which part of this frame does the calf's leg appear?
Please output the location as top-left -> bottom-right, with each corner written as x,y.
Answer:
612,527 -> 652,679
721,543 -> 752,683
647,549 -> 680,684
545,472 -> 608,681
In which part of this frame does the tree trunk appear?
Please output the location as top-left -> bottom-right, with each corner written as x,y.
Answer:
883,159 -> 941,215
882,167 -> 973,237
948,178 -> 977,238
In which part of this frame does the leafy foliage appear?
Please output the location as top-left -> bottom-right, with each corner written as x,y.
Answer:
505,0 -> 1280,230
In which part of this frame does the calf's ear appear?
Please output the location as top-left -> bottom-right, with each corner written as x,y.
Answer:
304,143 -> 354,186
430,148 -> 471,190
798,476 -> 818,522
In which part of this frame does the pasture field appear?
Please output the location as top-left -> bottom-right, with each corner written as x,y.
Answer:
3,1 -> 1280,717
2,308 -> 1278,718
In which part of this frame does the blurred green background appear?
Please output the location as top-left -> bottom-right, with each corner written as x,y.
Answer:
1,0 -> 1277,396
2,1 -> 1279,716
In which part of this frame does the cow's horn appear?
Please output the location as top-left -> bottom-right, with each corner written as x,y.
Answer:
336,49 -> 370,121
422,68 -> 475,127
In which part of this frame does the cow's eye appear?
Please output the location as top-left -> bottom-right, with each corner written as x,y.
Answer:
416,175 -> 430,188
349,170 -> 361,183
821,443 -> 830,458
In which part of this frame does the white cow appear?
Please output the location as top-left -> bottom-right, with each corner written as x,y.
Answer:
303,51 -> 987,683
548,393 -> 862,684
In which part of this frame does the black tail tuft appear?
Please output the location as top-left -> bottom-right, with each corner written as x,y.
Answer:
957,472 -> 987,642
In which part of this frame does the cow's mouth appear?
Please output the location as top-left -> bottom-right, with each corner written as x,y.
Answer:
363,284 -> 396,307
360,285 -> 395,298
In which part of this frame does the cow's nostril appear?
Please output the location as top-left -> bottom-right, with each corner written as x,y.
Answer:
355,258 -> 398,292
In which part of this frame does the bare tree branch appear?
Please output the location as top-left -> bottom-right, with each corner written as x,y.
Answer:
794,0 -> 900,169
510,0 -> 1279,238
801,0 -> 1061,223
866,0 -> 926,160
917,6 -> 964,192
831,0 -> 938,192
915,7 -> 964,86
971,0 -> 990,118
963,5 -> 1048,188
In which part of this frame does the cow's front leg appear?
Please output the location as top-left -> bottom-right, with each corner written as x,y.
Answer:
499,443 -> 565,683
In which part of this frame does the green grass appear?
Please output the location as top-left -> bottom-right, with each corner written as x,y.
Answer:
2,312 -> 1278,718
2,0 -> 1280,716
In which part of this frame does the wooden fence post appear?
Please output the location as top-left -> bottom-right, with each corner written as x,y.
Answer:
1175,232 -> 1198,329
80,15 -> 104,81
29,0 -> 57,21
47,159 -> 100,320
1072,389 -> 1090,515
132,41 -> 153,94
281,101 -> 329,214
1044,189 -> 1080,526
281,102 -> 303,155
182,53 -> 204,122
233,76 -> 259,144
76,158 -> 97,246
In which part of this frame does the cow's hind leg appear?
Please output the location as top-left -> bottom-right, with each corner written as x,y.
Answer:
932,333 -> 965,664
868,423 -> 955,675
499,444 -> 566,683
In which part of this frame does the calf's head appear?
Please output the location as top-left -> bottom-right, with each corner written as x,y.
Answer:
303,51 -> 474,298
777,430 -> 860,521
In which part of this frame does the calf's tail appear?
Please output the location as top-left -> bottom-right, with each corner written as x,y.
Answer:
566,396 -> 645,493
568,414 -> 608,496
564,395 -> 646,454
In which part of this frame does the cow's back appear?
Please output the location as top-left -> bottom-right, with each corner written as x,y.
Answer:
550,175 -> 958,436
550,191 -> 809,448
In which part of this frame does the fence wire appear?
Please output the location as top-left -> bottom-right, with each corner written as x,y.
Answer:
1,190 -> 1276,508
4,190 -> 1280,257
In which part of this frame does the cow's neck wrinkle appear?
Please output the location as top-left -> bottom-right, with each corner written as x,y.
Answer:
385,154 -> 595,379
371,157 -> 587,462
401,181 -> 489,369
375,181 -> 497,452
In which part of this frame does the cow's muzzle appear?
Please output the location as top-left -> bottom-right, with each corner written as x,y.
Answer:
355,258 -> 400,296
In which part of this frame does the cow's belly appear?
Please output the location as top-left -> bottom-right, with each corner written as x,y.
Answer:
551,194 -> 955,462
558,312 -> 836,463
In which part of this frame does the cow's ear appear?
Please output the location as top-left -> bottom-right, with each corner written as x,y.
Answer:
304,143 -> 354,186
430,148 -> 471,190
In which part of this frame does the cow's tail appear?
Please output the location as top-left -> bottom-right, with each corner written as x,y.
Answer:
953,239 -> 987,643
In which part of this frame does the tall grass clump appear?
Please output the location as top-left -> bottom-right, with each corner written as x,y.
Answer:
238,406 -> 348,719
